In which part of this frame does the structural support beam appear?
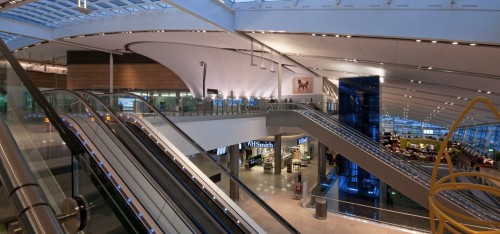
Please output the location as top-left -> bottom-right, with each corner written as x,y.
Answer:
229,144 -> 239,201
109,53 -> 113,93
274,134 -> 282,175
165,0 -> 235,32
318,141 -> 326,185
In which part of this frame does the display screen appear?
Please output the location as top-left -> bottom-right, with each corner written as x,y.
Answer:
297,136 -> 308,145
118,98 -> 135,111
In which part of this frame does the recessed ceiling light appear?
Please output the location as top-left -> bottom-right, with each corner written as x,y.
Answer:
428,67 -> 433,70
346,35 -> 351,38
477,90 -> 481,93
470,43 -> 476,46
486,91 -> 491,94
431,41 -> 437,43
335,35 -> 340,37
312,34 -> 316,36
380,63 -> 384,65
452,42 -> 459,45
322,34 -> 326,37
416,39 -> 421,42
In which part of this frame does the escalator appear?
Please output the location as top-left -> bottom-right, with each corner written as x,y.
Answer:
45,90 -> 249,233
96,92 -> 300,234
266,103 -> 500,222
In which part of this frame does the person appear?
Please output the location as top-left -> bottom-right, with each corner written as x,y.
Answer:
159,101 -> 166,112
327,152 -> 333,165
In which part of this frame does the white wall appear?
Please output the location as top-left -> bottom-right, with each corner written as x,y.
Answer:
154,116 -> 279,155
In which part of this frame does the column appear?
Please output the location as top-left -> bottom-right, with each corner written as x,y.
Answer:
229,144 -> 239,201
274,134 -> 282,175
318,141 -> 326,185
109,53 -> 113,93
277,59 -> 282,102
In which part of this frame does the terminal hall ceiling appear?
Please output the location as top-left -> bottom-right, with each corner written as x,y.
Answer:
1,0 -> 499,128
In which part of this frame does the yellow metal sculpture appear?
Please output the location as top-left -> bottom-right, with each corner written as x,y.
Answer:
429,97 -> 500,233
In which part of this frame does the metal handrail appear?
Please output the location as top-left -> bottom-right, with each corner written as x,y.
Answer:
0,120 -> 64,234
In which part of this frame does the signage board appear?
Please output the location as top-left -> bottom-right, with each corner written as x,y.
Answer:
248,140 -> 274,148
207,88 -> 218,95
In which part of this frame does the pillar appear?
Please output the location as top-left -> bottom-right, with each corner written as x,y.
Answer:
277,59 -> 282,102
109,53 -> 113,93
229,144 -> 239,201
274,134 -> 282,175
318,141 -> 326,185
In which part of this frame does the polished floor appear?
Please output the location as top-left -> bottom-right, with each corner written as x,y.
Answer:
236,157 -> 426,234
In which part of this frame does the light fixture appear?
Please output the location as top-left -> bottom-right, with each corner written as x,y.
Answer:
451,42 -> 459,45
335,35 -> 340,37
250,39 -> 257,66
77,0 -> 92,14
270,51 -> 276,73
312,34 -> 316,36
486,91 -> 491,94
431,41 -> 437,43
260,44 -> 267,70
322,34 -> 326,37
469,43 -> 476,46
428,67 -> 433,70
346,35 -> 352,38
416,39 -> 421,42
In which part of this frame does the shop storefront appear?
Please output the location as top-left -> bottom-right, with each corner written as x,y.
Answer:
243,135 -> 317,173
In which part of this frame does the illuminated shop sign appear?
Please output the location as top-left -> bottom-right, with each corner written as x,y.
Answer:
297,136 -> 308,145
247,140 -> 274,148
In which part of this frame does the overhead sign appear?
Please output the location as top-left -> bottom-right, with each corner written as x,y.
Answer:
207,89 -> 218,95
297,136 -> 308,145
247,140 -> 274,148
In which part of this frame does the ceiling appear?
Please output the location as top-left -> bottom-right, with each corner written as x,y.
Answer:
0,1 -> 499,129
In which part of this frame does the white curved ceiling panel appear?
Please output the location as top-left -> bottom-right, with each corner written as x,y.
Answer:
129,42 -> 295,99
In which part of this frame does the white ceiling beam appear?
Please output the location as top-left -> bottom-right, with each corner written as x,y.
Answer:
236,9 -> 500,44
164,0 -> 235,32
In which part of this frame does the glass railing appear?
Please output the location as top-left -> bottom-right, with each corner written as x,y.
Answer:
267,102 -> 500,222
43,90 -> 195,233
0,39 -> 143,232
152,98 -> 267,117
98,92 -> 300,233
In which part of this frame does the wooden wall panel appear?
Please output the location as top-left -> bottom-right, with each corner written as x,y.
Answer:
67,64 -> 188,91
27,71 -> 67,89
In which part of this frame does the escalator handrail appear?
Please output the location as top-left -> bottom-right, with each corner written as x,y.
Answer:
268,103 -> 500,220
278,103 -> 500,211
0,120 -> 64,234
100,92 -> 300,234
42,90 -> 201,233
0,39 -> 85,155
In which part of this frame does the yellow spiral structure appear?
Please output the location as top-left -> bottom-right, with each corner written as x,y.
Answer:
429,97 -> 500,234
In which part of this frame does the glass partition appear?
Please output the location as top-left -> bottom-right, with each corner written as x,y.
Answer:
0,39 -> 144,232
